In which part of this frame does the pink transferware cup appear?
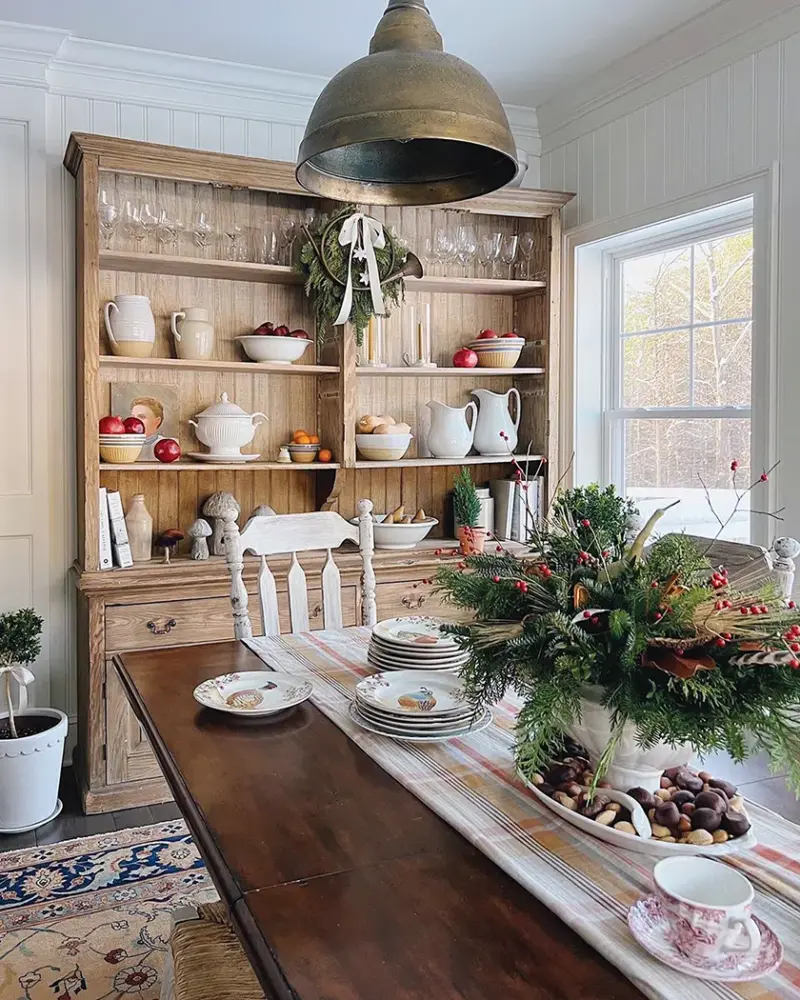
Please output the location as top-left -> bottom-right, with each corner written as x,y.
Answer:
653,856 -> 761,965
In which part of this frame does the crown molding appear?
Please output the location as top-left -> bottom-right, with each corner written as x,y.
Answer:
0,19 -> 539,144
538,0 -> 800,152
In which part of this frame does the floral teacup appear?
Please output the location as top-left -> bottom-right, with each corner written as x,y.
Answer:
653,857 -> 761,965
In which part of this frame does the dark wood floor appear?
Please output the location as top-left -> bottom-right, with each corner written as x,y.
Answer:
0,768 -> 182,853
0,755 -> 796,857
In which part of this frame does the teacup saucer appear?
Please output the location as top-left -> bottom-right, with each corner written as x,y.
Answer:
628,895 -> 783,981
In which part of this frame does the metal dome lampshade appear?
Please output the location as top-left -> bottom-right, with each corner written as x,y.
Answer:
296,0 -> 518,205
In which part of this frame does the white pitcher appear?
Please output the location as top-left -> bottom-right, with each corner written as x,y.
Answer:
104,294 -> 155,358
426,400 -> 477,459
471,387 -> 521,456
171,307 -> 214,361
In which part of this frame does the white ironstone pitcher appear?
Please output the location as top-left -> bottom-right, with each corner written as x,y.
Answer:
471,387 -> 521,456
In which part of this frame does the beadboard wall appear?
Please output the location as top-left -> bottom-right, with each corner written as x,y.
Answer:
538,0 -> 800,545
0,22 -> 541,745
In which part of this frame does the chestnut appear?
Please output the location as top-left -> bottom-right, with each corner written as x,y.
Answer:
709,778 -> 738,800
558,781 -> 583,798
544,764 -> 578,787
691,807 -> 722,833
662,766 -> 683,782
680,802 -> 696,816
721,810 -> 751,837
694,790 -> 728,814
626,787 -> 658,811
580,795 -> 611,819
654,801 -> 681,829
539,783 -> 554,797
671,790 -> 696,809
675,769 -> 704,794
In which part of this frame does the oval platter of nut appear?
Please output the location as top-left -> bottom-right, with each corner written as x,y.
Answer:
521,752 -> 756,858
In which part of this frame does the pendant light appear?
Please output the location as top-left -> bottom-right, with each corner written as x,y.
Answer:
296,0 -> 518,205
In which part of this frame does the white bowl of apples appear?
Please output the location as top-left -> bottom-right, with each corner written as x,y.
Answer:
236,323 -> 312,364
468,329 -> 525,368
99,415 -> 146,463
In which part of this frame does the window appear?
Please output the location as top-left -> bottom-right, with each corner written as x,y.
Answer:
608,223 -> 753,541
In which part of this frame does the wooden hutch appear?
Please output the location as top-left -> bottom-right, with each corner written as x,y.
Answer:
65,132 -> 572,812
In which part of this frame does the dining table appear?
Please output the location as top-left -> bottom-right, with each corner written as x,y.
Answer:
115,633 -> 646,1000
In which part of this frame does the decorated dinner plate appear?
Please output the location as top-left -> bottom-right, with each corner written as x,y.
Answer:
367,645 -> 467,667
372,616 -> 458,650
355,669 -> 472,717
369,632 -> 465,658
355,699 -> 477,729
367,654 -> 462,674
349,704 -> 492,742
193,671 -> 312,717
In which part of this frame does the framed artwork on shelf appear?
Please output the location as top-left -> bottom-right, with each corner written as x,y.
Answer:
110,382 -> 180,462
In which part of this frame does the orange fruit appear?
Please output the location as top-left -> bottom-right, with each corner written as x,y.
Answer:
318,448 -> 332,463
294,432 -> 312,445
309,434 -> 320,444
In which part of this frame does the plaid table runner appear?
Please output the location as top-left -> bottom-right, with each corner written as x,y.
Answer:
246,628 -> 800,1000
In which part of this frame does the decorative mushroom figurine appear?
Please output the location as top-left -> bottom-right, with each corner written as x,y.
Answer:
158,529 -> 184,564
188,518 -> 213,560
202,491 -> 240,555
251,504 -> 276,518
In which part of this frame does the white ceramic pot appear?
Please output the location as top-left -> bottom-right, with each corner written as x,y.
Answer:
189,392 -> 266,457
426,400 -> 477,459
471,387 -> 521,455
236,335 -> 311,365
171,307 -> 215,360
104,294 -> 155,358
569,686 -> 693,792
0,708 -> 68,832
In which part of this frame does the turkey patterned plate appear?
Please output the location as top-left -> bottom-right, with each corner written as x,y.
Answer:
349,704 -> 493,743
372,616 -> 458,650
355,670 -> 471,717
193,671 -> 312,717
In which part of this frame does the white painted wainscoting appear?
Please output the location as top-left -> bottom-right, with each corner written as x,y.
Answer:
538,1 -> 800,546
0,22 -> 541,750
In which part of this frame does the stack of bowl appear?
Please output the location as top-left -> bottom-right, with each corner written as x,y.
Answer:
468,335 -> 525,369
287,442 -> 320,463
99,433 -> 145,463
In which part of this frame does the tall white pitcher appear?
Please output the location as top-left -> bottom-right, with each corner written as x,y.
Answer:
426,400 -> 477,459
104,294 -> 155,358
471,387 -> 521,456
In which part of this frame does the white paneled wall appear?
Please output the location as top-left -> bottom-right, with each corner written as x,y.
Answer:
540,27 -> 800,541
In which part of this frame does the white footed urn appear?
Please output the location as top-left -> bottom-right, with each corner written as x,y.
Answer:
104,294 -> 155,358
189,393 -> 266,457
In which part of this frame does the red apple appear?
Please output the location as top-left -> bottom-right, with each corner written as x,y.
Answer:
123,416 -> 145,434
254,322 -> 274,335
273,324 -> 290,337
502,331 -> 522,339
453,348 -> 478,368
99,415 -> 126,435
154,438 -> 181,463
289,328 -> 309,339
477,329 -> 498,339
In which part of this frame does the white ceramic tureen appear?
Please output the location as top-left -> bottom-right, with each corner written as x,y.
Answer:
189,393 -> 267,457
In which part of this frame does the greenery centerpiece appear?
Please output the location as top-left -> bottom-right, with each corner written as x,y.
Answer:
297,204 -> 413,347
437,482 -> 800,794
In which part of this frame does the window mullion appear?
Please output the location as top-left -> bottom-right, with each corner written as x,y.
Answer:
689,244 -> 695,406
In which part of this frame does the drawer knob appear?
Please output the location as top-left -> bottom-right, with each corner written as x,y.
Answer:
147,618 -> 177,635
402,595 -> 427,610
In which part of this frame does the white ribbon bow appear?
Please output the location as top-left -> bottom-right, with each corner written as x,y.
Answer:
333,213 -> 387,327
0,663 -> 34,712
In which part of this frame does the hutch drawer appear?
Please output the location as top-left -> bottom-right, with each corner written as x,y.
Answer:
376,580 -> 470,620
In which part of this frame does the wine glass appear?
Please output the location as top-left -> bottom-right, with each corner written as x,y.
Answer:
156,209 -> 184,252
433,228 -> 455,275
501,235 -> 519,279
279,217 -> 298,265
140,203 -> 159,250
518,232 -> 535,279
223,222 -> 245,261
98,190 -> 119,250
479,232 -> 503,277
257,224 -> 281,265
191,212 -> 214,254
122,201 -> 146,248
455,224 -> 477,276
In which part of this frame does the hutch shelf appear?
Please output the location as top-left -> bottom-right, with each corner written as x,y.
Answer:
66,132 -> 572,812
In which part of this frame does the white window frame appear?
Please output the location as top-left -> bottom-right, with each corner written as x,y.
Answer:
602,207 -> 753,490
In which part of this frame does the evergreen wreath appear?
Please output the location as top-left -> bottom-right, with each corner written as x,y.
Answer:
436,479 -> 800,795
297,204 -> 408,347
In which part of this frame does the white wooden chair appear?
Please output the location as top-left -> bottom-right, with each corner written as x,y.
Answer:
222,499 -> 376,639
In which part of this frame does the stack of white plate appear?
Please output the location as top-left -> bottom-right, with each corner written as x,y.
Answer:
367,615 -> 468,672
349,669 -> 492,743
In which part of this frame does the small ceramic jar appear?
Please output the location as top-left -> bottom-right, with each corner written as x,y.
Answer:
188,393 -> 267,457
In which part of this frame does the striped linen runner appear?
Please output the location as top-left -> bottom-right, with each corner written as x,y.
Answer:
246,627 -> 800,1000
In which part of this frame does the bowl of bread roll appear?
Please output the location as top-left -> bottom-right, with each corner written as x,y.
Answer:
355,414 -> 413,462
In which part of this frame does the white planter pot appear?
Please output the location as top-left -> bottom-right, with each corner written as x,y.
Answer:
0,709 -> 68,832
568,687 -> 693,792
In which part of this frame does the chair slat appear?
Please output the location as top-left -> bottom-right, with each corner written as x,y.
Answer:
257,556 -> 280,636
321,550 -> 343,629
287,553 -> 309,632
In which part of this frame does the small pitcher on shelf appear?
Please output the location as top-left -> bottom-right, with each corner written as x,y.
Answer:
471,387 -> 521,456
426,400 -> 477,460
170,307 -> 215,361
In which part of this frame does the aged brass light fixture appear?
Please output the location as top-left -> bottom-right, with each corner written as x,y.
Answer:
296,0 -> 518,205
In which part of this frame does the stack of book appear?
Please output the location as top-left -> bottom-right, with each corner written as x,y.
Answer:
98,488 -> 133,569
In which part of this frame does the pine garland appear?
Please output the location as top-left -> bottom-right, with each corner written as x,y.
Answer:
297,205 -> 407,347
436,485 -> 800,794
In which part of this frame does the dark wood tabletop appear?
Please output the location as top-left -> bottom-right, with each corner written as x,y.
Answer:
116,639 -> 644,1000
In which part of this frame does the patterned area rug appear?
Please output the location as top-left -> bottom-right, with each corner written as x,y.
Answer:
0,821 -> 217,1000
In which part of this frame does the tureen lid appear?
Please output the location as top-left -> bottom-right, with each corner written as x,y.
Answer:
195,392 -> 251,418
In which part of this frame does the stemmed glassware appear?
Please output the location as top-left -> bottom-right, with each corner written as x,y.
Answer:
518,232 -> 535,279
478,232 -> 503,277
455,224 -> 477,276
156,210 -> 184,252
223,222 -> 246,261
122,201 -> 147,247
192,212 -> 214,254
279,217 -> 298,266
501,235 -> 519,279
98,189 -> 119,250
